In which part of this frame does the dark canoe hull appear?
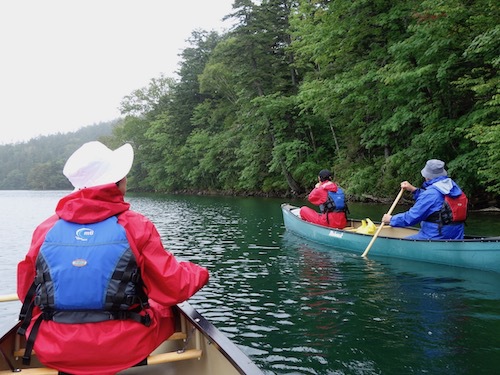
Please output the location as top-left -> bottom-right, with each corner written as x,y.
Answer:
0,301 -> 263,375
282,203 -> 500,273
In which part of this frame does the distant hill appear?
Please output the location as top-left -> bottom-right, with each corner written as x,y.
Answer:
0,121 -> 117,190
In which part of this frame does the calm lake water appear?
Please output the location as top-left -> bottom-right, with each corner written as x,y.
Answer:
1,190 -> 499,374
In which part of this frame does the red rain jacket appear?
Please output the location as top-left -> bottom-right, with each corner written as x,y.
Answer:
300,180 -> 347,229
17,184 -> 209,375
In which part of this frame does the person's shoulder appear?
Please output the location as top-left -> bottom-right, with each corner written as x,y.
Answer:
119,210 -> 151,223
118,210 -> 158,243
449,179 -> 464,196
417,185 -> 441,200
422,185 -> 441,194
33,214 -> 59,235
324,181 -> 338,191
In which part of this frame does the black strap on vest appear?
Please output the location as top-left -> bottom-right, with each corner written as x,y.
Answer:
23,314 -> 43,365
107,255 -> 142,311
17,283 -> 37,336
34,270 -> 53,308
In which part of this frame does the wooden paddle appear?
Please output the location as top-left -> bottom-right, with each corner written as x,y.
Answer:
0,293 -> 18,302
361,187 -> 405,258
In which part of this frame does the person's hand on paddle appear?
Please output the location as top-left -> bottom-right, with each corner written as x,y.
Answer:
400,180 -> 417,193
381,183 -> 414,225
382,214 -> 392,225
382,183 -> 413,224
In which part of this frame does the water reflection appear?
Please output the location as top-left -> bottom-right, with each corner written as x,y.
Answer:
277,232 -> 500,374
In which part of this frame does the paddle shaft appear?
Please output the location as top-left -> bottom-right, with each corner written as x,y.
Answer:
361,188 -> 405,257
0,293 -> 18,302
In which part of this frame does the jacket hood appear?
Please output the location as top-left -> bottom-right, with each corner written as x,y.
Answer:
425,177 -> 463,197
55,183 -> 130,224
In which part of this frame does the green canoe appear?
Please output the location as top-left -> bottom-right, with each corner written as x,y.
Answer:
282,203 -> 500,274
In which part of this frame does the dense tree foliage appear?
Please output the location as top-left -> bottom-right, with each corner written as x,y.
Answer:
2,1 -> 498,207
110,0 -> 497,205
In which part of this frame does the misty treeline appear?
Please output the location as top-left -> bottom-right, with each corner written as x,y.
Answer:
1,0 -> 498,207
0,123 -> 115,190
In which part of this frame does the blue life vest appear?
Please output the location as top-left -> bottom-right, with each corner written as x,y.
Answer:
18,216 -> 150,365
321,187 -> 346,213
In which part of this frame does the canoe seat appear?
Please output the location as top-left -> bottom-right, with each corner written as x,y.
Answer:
0,369 -> 58,375
11,331 -> 188,358
0,350 -> 202,375
1,332 -> 201,375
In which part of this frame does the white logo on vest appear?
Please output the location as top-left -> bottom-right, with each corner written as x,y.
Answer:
75,227 -> 94,241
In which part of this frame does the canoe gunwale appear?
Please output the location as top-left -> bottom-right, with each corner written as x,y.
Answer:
176,302 -> 263,374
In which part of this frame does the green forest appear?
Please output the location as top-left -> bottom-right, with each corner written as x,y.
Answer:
1,0 -> 498,207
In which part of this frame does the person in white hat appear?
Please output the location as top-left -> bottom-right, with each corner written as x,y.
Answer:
382,159 -> 468,240
62,141 -> 135,191
17,141 -> 209,374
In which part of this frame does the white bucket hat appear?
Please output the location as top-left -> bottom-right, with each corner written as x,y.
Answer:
63,141 -> 134,190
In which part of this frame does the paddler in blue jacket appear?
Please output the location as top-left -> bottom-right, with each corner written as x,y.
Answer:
382,159 -> 467,240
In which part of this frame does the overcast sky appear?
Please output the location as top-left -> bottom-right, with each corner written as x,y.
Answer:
0,0 -> 235,144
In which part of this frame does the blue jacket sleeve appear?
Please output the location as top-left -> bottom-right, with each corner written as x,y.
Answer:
390,188 -> 444,227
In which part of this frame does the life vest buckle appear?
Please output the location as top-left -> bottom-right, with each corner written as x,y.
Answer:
141,313 -> 152,327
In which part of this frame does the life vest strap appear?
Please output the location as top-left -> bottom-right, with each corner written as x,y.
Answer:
22,314 -> 43,365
